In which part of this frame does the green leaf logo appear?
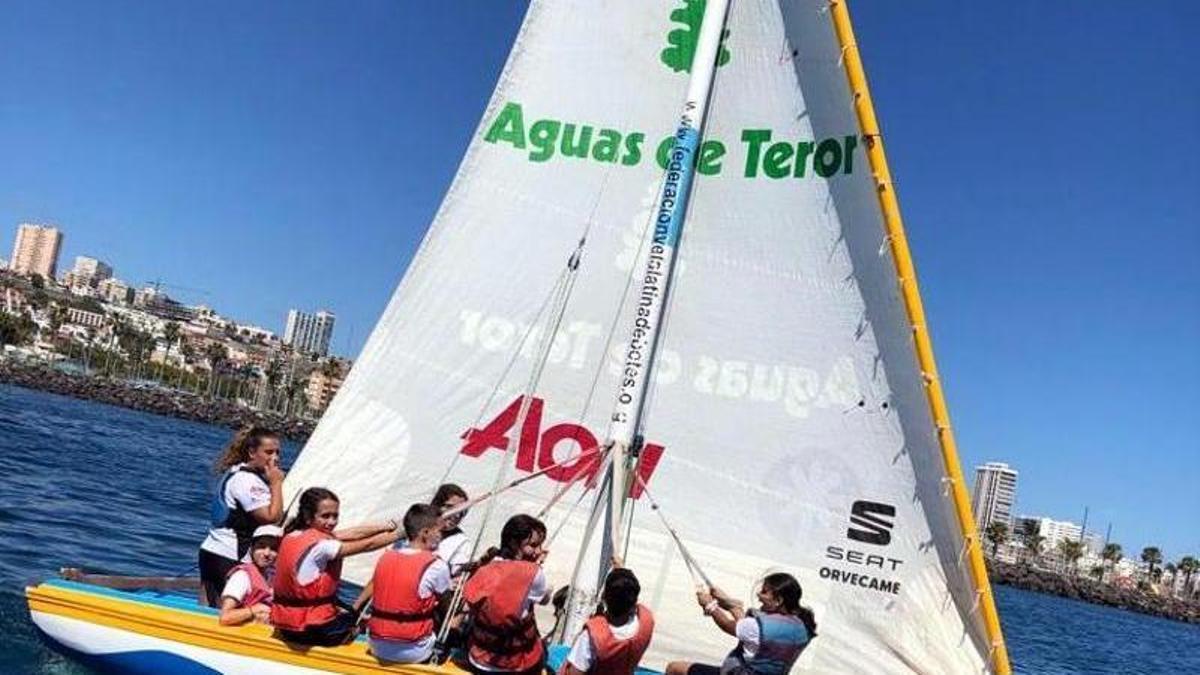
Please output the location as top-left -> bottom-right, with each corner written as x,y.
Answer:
660,0 -> 731,74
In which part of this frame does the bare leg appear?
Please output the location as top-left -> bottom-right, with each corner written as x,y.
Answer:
665,662 -> 693,675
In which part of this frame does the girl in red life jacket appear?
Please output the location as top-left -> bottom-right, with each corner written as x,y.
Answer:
355,503 -> 453,664
562,566 -> 655,675
271,487 -> 401,647
218,524 -> 283,626
199,426 -> 286,607
665,573 -> 817,675
462,514 -> 553,675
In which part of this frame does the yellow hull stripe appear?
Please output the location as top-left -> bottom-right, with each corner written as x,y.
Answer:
26,583 -> 465,674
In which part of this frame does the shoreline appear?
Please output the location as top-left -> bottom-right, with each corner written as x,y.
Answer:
0,360 -> 314,441
989,560 -> 1199,625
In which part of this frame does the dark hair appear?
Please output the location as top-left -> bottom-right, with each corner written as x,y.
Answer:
214,426 -> 279,474
403,503 -> 442,540
431,483 -> 468,510
479,514 -> 546,564
761,572 -> 817,637
602,568 -> 641,621
285,487 -> 339,534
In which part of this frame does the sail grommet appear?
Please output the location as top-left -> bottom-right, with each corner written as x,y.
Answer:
940,476 -> 955,498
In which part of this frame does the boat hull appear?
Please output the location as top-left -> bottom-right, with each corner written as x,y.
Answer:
27,579 -> 460,674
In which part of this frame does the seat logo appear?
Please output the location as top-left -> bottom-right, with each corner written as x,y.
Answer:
847,501 -> 895,546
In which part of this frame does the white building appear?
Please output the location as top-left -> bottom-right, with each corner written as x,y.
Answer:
283,309 -> 335,356
98,278 -> 133,304
1037,517 -> 1083,552
971,462 -> 1018,531
71,256 -> 113,285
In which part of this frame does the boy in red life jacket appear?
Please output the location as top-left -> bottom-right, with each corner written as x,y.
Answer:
271,487 -> 401,646
563,567 -> 655,675
218,524 -> 283,626
462,514 -> 552,675
356,503 -> 453,663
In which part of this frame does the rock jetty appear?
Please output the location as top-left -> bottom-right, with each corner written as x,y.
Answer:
989,560 -> 1200,624
0,360 -> 314,440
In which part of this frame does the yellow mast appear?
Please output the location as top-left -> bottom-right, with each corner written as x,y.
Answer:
826,2 -> 1012,673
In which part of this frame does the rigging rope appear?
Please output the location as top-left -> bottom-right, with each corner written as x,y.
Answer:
632,472 -> 714,589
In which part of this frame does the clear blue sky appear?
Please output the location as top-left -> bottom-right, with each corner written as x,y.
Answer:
2,2 -> 1196,558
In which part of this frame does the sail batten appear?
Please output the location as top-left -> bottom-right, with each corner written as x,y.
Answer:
286,1 -> 1004,672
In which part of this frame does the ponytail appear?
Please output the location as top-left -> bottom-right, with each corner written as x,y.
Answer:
214,426 -> 278,474
761,572 -> 818,637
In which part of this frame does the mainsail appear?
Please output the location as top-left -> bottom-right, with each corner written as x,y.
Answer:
285,1 -> 1008,672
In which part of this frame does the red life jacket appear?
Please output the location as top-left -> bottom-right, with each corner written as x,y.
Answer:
463,559 -> 544,671
270,529 -> 342,632
228,561 -> 274,608
368,549 -> 440,642
584,604 -> 655,675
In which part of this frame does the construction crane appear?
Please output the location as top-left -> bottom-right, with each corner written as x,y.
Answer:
143,278 -> 211,298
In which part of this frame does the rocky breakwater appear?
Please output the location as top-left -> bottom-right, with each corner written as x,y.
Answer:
990,560 -> 1200,624
0,360 -> 314,440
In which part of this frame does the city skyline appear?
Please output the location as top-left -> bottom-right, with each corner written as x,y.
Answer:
1,2 -> 1196,556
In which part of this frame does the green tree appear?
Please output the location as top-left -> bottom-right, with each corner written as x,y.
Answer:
0,312 -> 36,346
660,0 -> 731,73
1102,543 -> 1123,582
1178,556 -> 1198,597
1142,546 -> 1163,580
985,521 -> 1009,558
204,342 -> 229,397
1089,564 -> 1105,581
1058,539 -> 1085,576
29,274 -> 45,290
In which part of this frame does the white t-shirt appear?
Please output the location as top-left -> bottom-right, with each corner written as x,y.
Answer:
220,569 -> 253,605
290,535 -> 342,586
369,548 -> 452,664
734,617 -> 760,659
200,465 -> 272,560
436,531 -> 471,576
468,559 -> 549,672
566,615 -> 641,672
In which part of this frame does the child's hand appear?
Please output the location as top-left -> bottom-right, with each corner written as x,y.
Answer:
265,462 -> 286,485
251,604 -> 271,623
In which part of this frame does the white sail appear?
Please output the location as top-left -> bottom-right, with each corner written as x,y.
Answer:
286,1 -> 999,672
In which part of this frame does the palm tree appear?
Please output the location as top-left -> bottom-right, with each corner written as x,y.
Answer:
1020,522 -> 1045,566
985,521 -> 1009,558
162,321 -> 180,373
1142,546 -> 1163,581
204,342 -> 229,397
1102,543 -> 1123,583
1089,564 -> 1105,581
1178,556 -> 1198,598
1058,539 -> 1085,576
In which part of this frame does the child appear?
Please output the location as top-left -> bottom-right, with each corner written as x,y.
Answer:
462,514 -> 552,674
665,573 -> 817,675
431,483 -> 471,578
271,487 -> 400,646
218,524 -> 282,626
199,426 -> 285,607
563,567 -> 655,674
362,503 -> 452,663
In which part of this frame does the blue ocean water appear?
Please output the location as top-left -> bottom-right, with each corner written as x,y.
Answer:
1,383 -> 1198,674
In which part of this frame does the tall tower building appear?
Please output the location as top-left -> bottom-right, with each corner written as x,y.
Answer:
971,462 -> 1018,531
9,223 -> 64,279
283,309 -> 336,356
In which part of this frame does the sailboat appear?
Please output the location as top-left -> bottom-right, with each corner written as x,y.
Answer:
27,1 -> 1011,673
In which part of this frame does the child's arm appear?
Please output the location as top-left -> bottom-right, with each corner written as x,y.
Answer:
353,580 -> 375,613
218,597 -> 268,626
334,520 -> 397,542
335,528 -> 400,559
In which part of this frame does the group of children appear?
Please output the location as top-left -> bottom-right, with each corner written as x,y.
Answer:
198,426 -> 817,674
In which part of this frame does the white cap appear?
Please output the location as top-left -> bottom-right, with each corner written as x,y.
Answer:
252,525 -> 284,540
